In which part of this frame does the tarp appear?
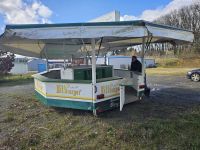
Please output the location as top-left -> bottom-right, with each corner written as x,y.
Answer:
0,20 -> 194,59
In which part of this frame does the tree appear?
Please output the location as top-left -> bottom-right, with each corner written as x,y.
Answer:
154,2 -> 200,55
0,51 -> 15,74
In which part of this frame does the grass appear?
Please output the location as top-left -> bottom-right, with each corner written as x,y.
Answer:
1,93 -> 200,149
3,112 -> 15,123
145,57 -> 199,76
146,67 -> 195,76
0,61 -> 199,149
155,57 -> 200,68
0,73 -> 33,86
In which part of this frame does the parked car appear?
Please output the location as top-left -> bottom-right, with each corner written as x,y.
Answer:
186,69 -> 200,82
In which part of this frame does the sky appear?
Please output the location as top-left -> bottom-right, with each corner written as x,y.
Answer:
0,0 -> 199,33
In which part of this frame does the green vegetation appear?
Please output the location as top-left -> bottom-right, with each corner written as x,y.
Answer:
1,92 -> 200,149
146,68 -> 194,76
146,57 -> 200,76
3,112 -> 15,123
0,73 -> 33,86
155,57 -> 200,68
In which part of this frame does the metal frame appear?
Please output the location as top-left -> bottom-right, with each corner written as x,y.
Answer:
91,39 -> 97,115
141,37 -> 146,77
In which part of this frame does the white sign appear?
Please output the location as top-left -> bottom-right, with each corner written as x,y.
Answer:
46,82 -> 93,101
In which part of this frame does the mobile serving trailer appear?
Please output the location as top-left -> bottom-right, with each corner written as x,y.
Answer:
0,20 -> 194,115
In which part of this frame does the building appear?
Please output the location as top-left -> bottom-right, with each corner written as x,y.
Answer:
9,57 -> 28,74
28,59 -> 66,72
27,59 -> 46,71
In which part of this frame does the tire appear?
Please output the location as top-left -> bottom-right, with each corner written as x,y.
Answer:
191,73 -> 200,82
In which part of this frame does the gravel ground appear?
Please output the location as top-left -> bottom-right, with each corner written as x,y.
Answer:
147,75 -> 200,103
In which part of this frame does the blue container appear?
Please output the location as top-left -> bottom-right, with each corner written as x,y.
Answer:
38,63 -> 47,72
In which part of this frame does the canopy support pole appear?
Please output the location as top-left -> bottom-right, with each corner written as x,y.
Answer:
64,58 -> 66,69
104,53 -> 107,65
91,39 -> 97,115
141,37 -> 146,77
46,58 -> 49,72
63,41 -> 67,69
44,46 -> 49,72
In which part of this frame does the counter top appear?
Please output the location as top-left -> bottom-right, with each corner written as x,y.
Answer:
33,73 -> 122,84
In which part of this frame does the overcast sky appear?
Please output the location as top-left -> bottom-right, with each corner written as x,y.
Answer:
0,0 -> 198,33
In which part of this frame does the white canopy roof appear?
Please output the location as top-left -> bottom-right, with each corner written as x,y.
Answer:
0,20 -> 194,59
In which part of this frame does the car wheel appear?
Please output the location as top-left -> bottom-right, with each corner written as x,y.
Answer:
191,73 -> 200,82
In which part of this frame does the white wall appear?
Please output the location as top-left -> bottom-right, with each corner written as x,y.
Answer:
97,56 -> 155,69
10,62 -> 28,74
108,57 -> 131,69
